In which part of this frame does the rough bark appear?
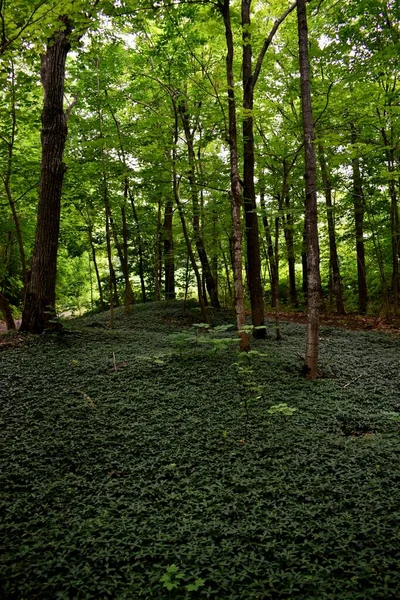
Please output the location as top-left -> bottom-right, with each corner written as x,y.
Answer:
318,142 -> 345,315
297,0 -> 321,379
350,124 -> 368,314
221,0 -> 249,351
178,100 -> 220,308
241,0 -> 265,337
20,19 -> 71,333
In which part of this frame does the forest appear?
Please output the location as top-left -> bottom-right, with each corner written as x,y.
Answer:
1,0 -> 400,598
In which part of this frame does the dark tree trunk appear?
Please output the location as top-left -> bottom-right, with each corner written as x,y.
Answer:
297,0 -> 321,379
241,0 -> 265,337
163,196 -> 175,300
21,19 -> 71,333
0,291 -> 16,329
350,124 -> 368,314
318,142 -> 345,314
178,100 -> 220,308
221,0 -> 249,351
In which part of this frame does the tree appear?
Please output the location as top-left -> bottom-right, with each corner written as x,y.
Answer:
20,16 -> 73,333
297,0 -> 321,378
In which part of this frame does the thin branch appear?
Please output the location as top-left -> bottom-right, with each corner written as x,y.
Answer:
252,0 -> 297,89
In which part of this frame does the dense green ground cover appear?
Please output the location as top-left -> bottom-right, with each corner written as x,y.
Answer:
1,302 -> 400,599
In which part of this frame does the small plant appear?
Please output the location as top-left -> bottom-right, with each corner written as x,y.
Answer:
159,564 -> 185,591
234,350 -> 265,439
267,403 -> 297,416
159,565 -> 206,593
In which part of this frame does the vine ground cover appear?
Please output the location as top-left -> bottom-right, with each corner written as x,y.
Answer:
1,301 -> 400,599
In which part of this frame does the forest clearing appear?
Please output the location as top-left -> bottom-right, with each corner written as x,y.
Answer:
1,0 -> 400,597
2,301 -> 400,599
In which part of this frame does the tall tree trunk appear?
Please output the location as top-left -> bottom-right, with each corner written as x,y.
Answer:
0,291 -> 16,330
21,19 -> 71,333
318,142 -> 345,315
297,0 -> 321,379
163,195 -> 175,300
154,198 -> 162,301
350,124 -> 368,314
220,0 -> 249,351
241,0 -> 265,337
178,100 -> 220,308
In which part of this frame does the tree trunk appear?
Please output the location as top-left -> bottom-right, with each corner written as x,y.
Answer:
20,19 -> 71,333
163,195 -> 175,300
297,0 -> 321,379
0,291 -> 16,330
241,0 -> 265,338
318,142 -> 345,314
127,185 -> 147,303
154,198 -> 162,301
350,124 -> 368,314
380,129 -> 400,312
221,0 -> 249,351
178,100 -> 220,308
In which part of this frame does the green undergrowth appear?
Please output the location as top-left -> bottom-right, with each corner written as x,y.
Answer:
1,301 -> 400,599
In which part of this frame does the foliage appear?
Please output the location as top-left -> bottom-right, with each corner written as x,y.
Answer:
1,301 -> 400,598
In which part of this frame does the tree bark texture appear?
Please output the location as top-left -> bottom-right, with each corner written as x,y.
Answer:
297,0 -> 321,379
241,0 -> 265,337
221,0 -> 249,351
21,20 -> 71,333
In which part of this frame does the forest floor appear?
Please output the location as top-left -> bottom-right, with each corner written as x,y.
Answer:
1,301 -> 400,599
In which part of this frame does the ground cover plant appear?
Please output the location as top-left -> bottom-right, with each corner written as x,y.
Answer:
1,301 -> 400,599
